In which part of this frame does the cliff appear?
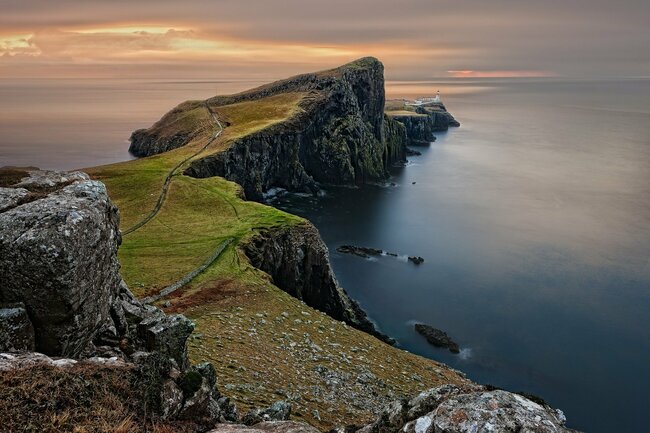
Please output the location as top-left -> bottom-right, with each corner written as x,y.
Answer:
242,223 -> 392,343
385,100 -> 460,146
130,58 -> 407,200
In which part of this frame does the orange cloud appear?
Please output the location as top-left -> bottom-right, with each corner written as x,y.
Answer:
447,70 -> 556,78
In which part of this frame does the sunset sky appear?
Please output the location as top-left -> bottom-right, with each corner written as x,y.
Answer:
1,0 -> 649,80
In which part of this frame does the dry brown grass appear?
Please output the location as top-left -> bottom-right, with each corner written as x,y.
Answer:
0,363 -> 199,433
0,167 -> 32,187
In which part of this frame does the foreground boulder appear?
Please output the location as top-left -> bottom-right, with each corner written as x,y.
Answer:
0,170 -> 121,357
354,385 -> 578,433
0,169 -> 234,428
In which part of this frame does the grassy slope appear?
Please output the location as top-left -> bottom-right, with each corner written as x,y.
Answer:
87,90 -> 468,430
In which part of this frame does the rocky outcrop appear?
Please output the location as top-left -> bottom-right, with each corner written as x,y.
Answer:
0,170 -> 122,357
414,324 -> 460,354
131,58 -> 407,200
387,114 -> 435,145
243,223 -> 393,344
420,104 -> 460,130
242,401 -> 292,425
129,100 -> 207,157
386,102 -> 460,146
0,169 -> 232,427
354,385 -> 579,433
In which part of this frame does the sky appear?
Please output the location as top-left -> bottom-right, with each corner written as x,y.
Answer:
1,0 -> 649,81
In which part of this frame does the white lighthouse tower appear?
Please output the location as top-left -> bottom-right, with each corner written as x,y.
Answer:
432,90 -> 441,103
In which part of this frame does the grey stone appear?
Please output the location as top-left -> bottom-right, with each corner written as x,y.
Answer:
178,376 -> 221,425
160,379 -> 184,418
0,303 -> 35,352
432,390 -> 573,433
355,386 -> 578,433
0,187 -> 29,212
13,170 -> 89,191
139,314 -> 194,369
208,421 -> 320,433
0,171 -> 122,357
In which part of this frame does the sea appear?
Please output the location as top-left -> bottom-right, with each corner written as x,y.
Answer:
1,76 -> 649,433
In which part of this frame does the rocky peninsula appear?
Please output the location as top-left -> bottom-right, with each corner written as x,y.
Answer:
0,58 -> 579,432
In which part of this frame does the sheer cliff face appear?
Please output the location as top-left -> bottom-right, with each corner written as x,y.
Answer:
129,58 -> 407,201
242,223 -> 392,343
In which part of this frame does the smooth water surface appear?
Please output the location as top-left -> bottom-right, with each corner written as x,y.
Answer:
274,79 -> 650,433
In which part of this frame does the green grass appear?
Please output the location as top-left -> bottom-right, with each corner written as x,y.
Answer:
87,85 -> 468,430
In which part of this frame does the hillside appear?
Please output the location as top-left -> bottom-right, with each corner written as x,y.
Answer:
85,58 -> 469,429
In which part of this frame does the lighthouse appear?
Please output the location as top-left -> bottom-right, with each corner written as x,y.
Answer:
432,90 -> 441,103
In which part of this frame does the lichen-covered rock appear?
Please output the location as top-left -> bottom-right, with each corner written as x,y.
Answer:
0,170 -> 122,357
354,385 -> 578,433
138,314 -> 194,369
0,303 -> 35,352
209,421 -> 320,433
243,401 -> 292,425
0,187 -> 29,212
243,223 -> 392,343
160,379 -> 184,418
433,390 -> 572,433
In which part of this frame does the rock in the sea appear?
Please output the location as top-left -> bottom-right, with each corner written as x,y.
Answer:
0,303 -> 35,352
337,245 -> 384,258
0,170 -> 122,357
414,324 -> 460,354
354,385 -> 578,433
209,421 -> 320,433
408,256 -> 424,265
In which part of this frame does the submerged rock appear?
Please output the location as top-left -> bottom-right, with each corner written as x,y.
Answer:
414,324 -> 460,354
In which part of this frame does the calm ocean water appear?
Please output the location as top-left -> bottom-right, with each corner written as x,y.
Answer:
1,78 -> 649,432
